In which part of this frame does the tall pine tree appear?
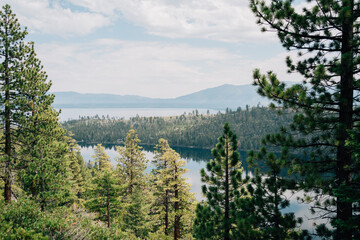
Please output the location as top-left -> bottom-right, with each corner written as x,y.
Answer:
151,138 -> 195,240
151,138 -> 172,236
116,128 -> 147,194
250,0 -> 360,239
116,129 -> 150,237
65,132 -> 88,203
0,4 -> 28,203
86,144 -> 119,228
15,42 -> 72,210
194,123 -> 243,240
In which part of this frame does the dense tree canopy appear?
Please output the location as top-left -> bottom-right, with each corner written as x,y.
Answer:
250,0 -> 360,239
63,106 -> 294,150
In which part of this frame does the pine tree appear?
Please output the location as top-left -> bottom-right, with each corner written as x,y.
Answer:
12,41 -> 73,210
193,123 -> 243,240
121,183 -> 152,238
116,129 -> 150,237
17,109 -> 70,210
116,128 -> 147,194
246,148 -> 303,240
0,4 -> 28,203
87,168 -> 119,228
250,0 -> 360,239
86,144 -> 119,228
152,138 -> 195,239
151,138 -> 172,236
164,145 -> 194,240
0,4 -> 68,206
92,143 -> 112,171
0,5 -> 71,207
65,132 -> 88,202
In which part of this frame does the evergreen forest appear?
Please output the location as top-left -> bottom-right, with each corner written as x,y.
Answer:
62,107 -> 295,150
1,1 -> 360,239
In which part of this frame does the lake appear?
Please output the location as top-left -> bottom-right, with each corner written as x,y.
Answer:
80,144 -> 323,233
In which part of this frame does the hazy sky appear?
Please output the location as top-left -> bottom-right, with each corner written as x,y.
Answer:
4,0 -> 303,98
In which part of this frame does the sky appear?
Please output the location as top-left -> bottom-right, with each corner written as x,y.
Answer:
4,0 -> 303,98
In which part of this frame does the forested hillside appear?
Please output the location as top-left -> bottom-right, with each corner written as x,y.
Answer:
62,107 -> 294,150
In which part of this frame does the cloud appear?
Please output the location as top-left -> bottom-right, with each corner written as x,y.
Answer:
35,39 -> 297,98
3,0 -> 277,42
0,1 -> 300,98
69,0 -> 275,43
4,0 -> 110,36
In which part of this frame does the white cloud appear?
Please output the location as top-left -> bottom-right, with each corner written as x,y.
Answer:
4,0 -> 110,36
69,0 -> 275,43
0,1 -> 292,98
35,39 -> 296,98
2,0 -> 277,42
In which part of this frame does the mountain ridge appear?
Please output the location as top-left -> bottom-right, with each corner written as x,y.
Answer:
52,84 -> 269,109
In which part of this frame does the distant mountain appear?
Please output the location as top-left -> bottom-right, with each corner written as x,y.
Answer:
52,84 -> 269,109
52,92 -> 159,108
173,84 -> 267,109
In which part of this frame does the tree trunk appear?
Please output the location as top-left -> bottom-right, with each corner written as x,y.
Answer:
274,175 -> 280,240
165,189 -> 169,235
164,159 -> 169,236
4,17 -> 12,204
107,186 -> 111,228
129,141 -> 134,194
174,164 -> 180,240
335,1 -> 354,239
224,137 -> 230,240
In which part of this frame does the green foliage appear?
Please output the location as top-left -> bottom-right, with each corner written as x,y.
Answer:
116,128 -> 147,194
86,144 -> 121,228
10,41 -> 73,210
17,109 -> 72,210
116,129 -> 151,238
88,226 -> 138,240
0,197 -> 140,239
121,186 -> 152,238
63,106 -> 294,150
246,148 -> 303,240
0,198 -> 47,239
91,143 -> 113,171
250,0 -> 360,239
86,169 -> 121,228
66,132 -> 89,203
0,3 -> 31,202
151,138 -> 195,239
194,123 -> 246,240
0,4 -> 75,210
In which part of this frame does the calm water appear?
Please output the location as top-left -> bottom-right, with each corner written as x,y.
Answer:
80,144 -> 323,232
57,108 -> 220,122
